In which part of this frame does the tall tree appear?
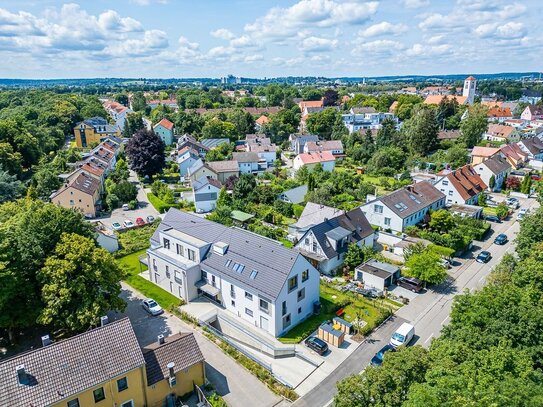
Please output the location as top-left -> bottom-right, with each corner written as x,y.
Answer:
123,112 -> 145,137
405,250 -> 447,285
306,108 -> 342,140
0,166 -> 22,203
344,243 -> 365,270
460,104 -> 489,147
322,89 -> 339,106
375,118 -> 398,149
125,129 -> 166,178
38,233 -> 125,332
403,106 -> 439,156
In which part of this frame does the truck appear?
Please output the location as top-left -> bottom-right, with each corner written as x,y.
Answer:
390,322 -> 415,348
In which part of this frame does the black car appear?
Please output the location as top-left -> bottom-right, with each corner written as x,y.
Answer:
476,251 -> 491,263
485,215 -> 501,223
494,234 -> 508,245
304,336 -> 329,355
370,344 -> 395,366
397,277 -> 423,293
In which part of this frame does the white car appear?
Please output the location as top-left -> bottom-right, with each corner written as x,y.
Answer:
123,220 -> 134,228
517,208 -> 528,221
142,299 -> 163,316
122,203 -> 129,211
112,222 -> 122,231
439,258 -> 452,269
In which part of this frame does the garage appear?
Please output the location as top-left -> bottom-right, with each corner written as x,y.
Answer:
355,260 -> 400,291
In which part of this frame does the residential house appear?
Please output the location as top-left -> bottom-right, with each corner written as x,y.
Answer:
147,99 -> 179,110
277,185 -> 308,205
487,107 -> 513,123
70,158 -> 107,193
289,134 -> 319,154
303,140 -> 344,158
192,176 -> 222,213
187,159 -> 218,183
438,129 -> 462,141
473,155 -> 511,191
293,151 -> 336,172
0,317 -> 205,407
177,146 -> 200,178
483,123 -> 518,143
232,152 -> 266,174
518,137 -> 543,160
500,143 -> 529,169
341,108 -> 397,133
73,117 -> 121,148
207,160 -> 240,184
103,100 -> 133,131
521,105 -> 543,121
434,165 -> 487,205
288,202 -> 345,240
255,115 -> 270,132
520,90 -> 542,105
299,99 -> 324,118
153,118 -> 175,146
355,260 -> 401,291
424,95 -> 468,105
146,209 -> 321,337
470,146 -> 500,165
94,221 -> 119,253
246,135 -> 277,165
51,171 -> 101,217
295,208 -> 374,275
177,134 -> 209,157
361,181 -> 446,232
503,119 -> 526,129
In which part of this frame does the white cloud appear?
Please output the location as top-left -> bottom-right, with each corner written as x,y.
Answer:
358,21 -> 408,37
300,36 -> 338,52
427,34 -> 444,44
210,28 -> 235,40
244,54 -> 264,63
405,43 -> 451,56
207,46 -> 235,59
130,0 -> 169,5
178,36 -> 199,50
352,39 -> 405,56
103,29 -> 168,57
230,35 -> 259,48
402,0 -> 430,8
496,22 -> 525,39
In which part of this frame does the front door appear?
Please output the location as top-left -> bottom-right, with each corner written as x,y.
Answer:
260,316 -> 269,331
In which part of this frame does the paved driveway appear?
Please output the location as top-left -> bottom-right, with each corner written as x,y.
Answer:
109,284 -> 283,407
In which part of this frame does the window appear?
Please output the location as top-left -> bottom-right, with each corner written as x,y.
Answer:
288,276 -> 298,292
67,399 -> 80,407
283,314 -> 291,329
117,377 -> 128,392
155,273 -> 160,283
176,244 -> 184,256
232,263 -> 245,273
152,258 -> 157,271
93,387 -> 106,403
187,249 -> 195,261
211,275 -> 216,287
384,217 -> 391,226
442,180 -> 449,186
225,259 -> 232,268
282,301 -> 287,316
302,269 -> 309,282
298,307 -> 302,314
250,270 -> 258,279
202,270 -> 207,281
230,285 -> 235,298
120,402 -> 134,407
374,204 -> 383,214
312,242 -> 318,252
245,292 -> 253,300
297,288 -> 305,302
305,238 -> 309,244
165,266 -> 170,279
231,300 -> 235,307
163,238 -> 170,249
448,191 -> 453,196
259,299 -> 269,313
245,308 -> 253,317
69,199 -> 74,205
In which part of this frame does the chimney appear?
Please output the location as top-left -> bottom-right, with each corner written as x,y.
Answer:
100,316 -> 109,327
167,362 -> 175,378
158,334 -> 165,345
41,335 -> 52,347
16,365 -> 28,385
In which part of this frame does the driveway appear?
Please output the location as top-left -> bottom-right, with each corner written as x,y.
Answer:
109,284 -> 284,407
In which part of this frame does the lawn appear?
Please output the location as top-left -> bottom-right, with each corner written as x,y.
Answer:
116,249 -> 184,310
483,207 -> 497,216
278,282 -> 394,344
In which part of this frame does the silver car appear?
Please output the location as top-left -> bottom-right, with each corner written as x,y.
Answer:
142,299 -> 163,316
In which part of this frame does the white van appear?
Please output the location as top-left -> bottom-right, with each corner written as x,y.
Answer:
390,322 -> 415,348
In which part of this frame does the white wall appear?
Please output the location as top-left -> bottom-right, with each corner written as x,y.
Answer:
361,200 -> 403,232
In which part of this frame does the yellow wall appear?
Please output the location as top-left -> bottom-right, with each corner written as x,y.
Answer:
146,363 -> 205,407
471,156 -> 485,165
52,368 -> 147,407
74,124 -> 121,148
54,185 -> 100,217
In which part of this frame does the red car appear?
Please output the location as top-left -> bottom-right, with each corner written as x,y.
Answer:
135,217 -> 145,226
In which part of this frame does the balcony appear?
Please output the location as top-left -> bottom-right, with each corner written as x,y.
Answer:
174,276 -> 183,285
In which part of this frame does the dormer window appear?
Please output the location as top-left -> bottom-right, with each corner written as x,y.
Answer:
163,238 -> 170,249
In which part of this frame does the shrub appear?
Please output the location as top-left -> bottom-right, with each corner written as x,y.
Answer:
147,192 -> 178,213
128,200 -> 138,210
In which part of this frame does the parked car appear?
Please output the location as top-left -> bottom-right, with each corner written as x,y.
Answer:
390,322 -> 415,348
304,336 -> 328,355
494,234 -> 507,245
112,222 -> 122,231
439,258 -> 452,269
122,203 -> 129,211
506,197 -> 519,209
135,217 -> 145,226
123,220 -> 134,228
476,250 -> 491,263
485,215 -> 501,223
142,298 -> 163,316
370,344 -> 395,366
397,277 -> 423,293
146,215 -> 156,223
517,208 -> 529,221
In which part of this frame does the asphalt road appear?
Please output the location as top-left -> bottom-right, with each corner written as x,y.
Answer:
293,197 -> 539,407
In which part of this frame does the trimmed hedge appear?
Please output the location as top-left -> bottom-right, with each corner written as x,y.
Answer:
147,192 -> 178,213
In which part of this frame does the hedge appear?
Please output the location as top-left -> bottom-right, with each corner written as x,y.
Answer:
428,244 -> 455,258
147,192 -> 178,213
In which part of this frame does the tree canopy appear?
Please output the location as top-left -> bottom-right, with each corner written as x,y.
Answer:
125,128 -> 166,177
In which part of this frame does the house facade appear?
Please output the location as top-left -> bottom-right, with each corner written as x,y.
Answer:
293,151 -> 336,172
193,176 -> 221,213
473,155 -> 511,191
355,260 -> 401,291
232,152 -> 266,174
361,181 -> 446,233
434,165 -> 487,205
146,209 -> 320,337
518,138 -> 543,161
187,159 -> 218,183
289,134 -> 319,154
153,118 -> 175,146
73,117 -> 121,148
51,171 -> 101,217
483,124 -> 518,143
470,146 -> 500,165
521,105 -> 543,121
177,147 -> 200,177
207,160 -> 240,184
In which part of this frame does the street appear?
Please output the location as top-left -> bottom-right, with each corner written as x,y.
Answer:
293,196 -> 539,407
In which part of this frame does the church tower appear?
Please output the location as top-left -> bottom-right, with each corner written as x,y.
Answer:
463,76 -> 476,104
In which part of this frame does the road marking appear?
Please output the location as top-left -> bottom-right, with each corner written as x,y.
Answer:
424,333 -> 434,344
441,316 -> 449,325
479,276 -> 486,283
322,399 -> 334,407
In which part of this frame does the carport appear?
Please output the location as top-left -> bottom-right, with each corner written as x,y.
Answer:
355,259 -> 400,291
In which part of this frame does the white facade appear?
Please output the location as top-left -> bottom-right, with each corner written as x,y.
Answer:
434,177 -> 479,205
474,163 -> 510,192
193,182 -> 220,213
293,156 -> 335,172
462,76 -> 476,105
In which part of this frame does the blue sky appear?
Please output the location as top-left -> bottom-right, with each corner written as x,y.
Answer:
0,0 -> 540,79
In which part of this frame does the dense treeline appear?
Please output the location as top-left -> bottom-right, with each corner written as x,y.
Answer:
335,201 -> 543,407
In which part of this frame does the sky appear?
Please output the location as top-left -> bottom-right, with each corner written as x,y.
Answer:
0,0 -> 541,79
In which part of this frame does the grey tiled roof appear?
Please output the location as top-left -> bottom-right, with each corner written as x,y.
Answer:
207,160 -> 240,173
143,332 -> 204,385
152,209 -> 301,300
232,152 -> 260,163
0,318 -> 144,407
291,202 -> 345,233
377,181 -> 445,219
278,185 -> 308,204
480,155 -> 510,175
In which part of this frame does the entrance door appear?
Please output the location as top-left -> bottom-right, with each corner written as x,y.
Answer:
260,316 -> 269,331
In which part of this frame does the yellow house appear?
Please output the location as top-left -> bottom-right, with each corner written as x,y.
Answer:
74,117 -> 121,148
51,170 -> 101,217
0,318 -> 206,407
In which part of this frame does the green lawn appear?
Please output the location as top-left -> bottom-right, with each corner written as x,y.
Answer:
278,282 -> 395,344
116,249 -> 184,310
483,207 -> 497,216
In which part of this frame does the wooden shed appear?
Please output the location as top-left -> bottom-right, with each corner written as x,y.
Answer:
332,316 -> 353,335
318,322 -> 345,347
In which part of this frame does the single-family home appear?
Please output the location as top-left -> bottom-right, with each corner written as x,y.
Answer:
177,146 -> 200,178
147,99 -> 179,110
294,208 -> 374,275
500,143 -> 529,169
0,317 -> 205,407
487,107 -> 513,122
277,185 -> 308,205
355,260 -> 401,291
246,136 -> 277,166
192,176 -> 222,213
303,140 -> 344,157
146,209 -> 321,337
289,134 -> 319,154
341,108 -> 397,133
521,105 -> 543,121
293,151 -> 336,172
187,159 -> 218,183
232,152 -> 265,174
103,100 -> 133,131
361,181 -> 446,232
73,117 -> 121,148
473,154 -> 511,191
438,129 -> 462,141
470,146 -> 500,165
299,100 -> 324,118
153,118 -> 175,146
51,171 -> 101,217
207,160 -> 240,184
434,165 -> 487,205
288,202 -> 345,240
483,124 -> 518,143
518,137 -> 543,161
177,134 -> 209,157
503,119 -> 526,129
255,115 -> 270,132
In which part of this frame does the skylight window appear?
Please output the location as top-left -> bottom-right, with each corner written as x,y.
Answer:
394,202 -> 408,211
232,263 -> 245,273
250,270 -> 258,279
225,259 -> 232,268
409,194 -> 421,204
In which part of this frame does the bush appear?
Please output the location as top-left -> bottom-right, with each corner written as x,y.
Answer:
147,192 -> 178,213
128,200 -> 138,210
292,204 -> 305,218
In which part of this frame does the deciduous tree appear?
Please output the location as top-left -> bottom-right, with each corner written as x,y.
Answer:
460,104 -> 489,147
125,129 -> 166,177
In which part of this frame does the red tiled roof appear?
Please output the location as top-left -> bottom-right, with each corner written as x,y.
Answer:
487,107 -> 512,118
156,118 -> 174,131
471,146 -> 500,157
446,165 -> 487,201
297,151 -> 335,164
